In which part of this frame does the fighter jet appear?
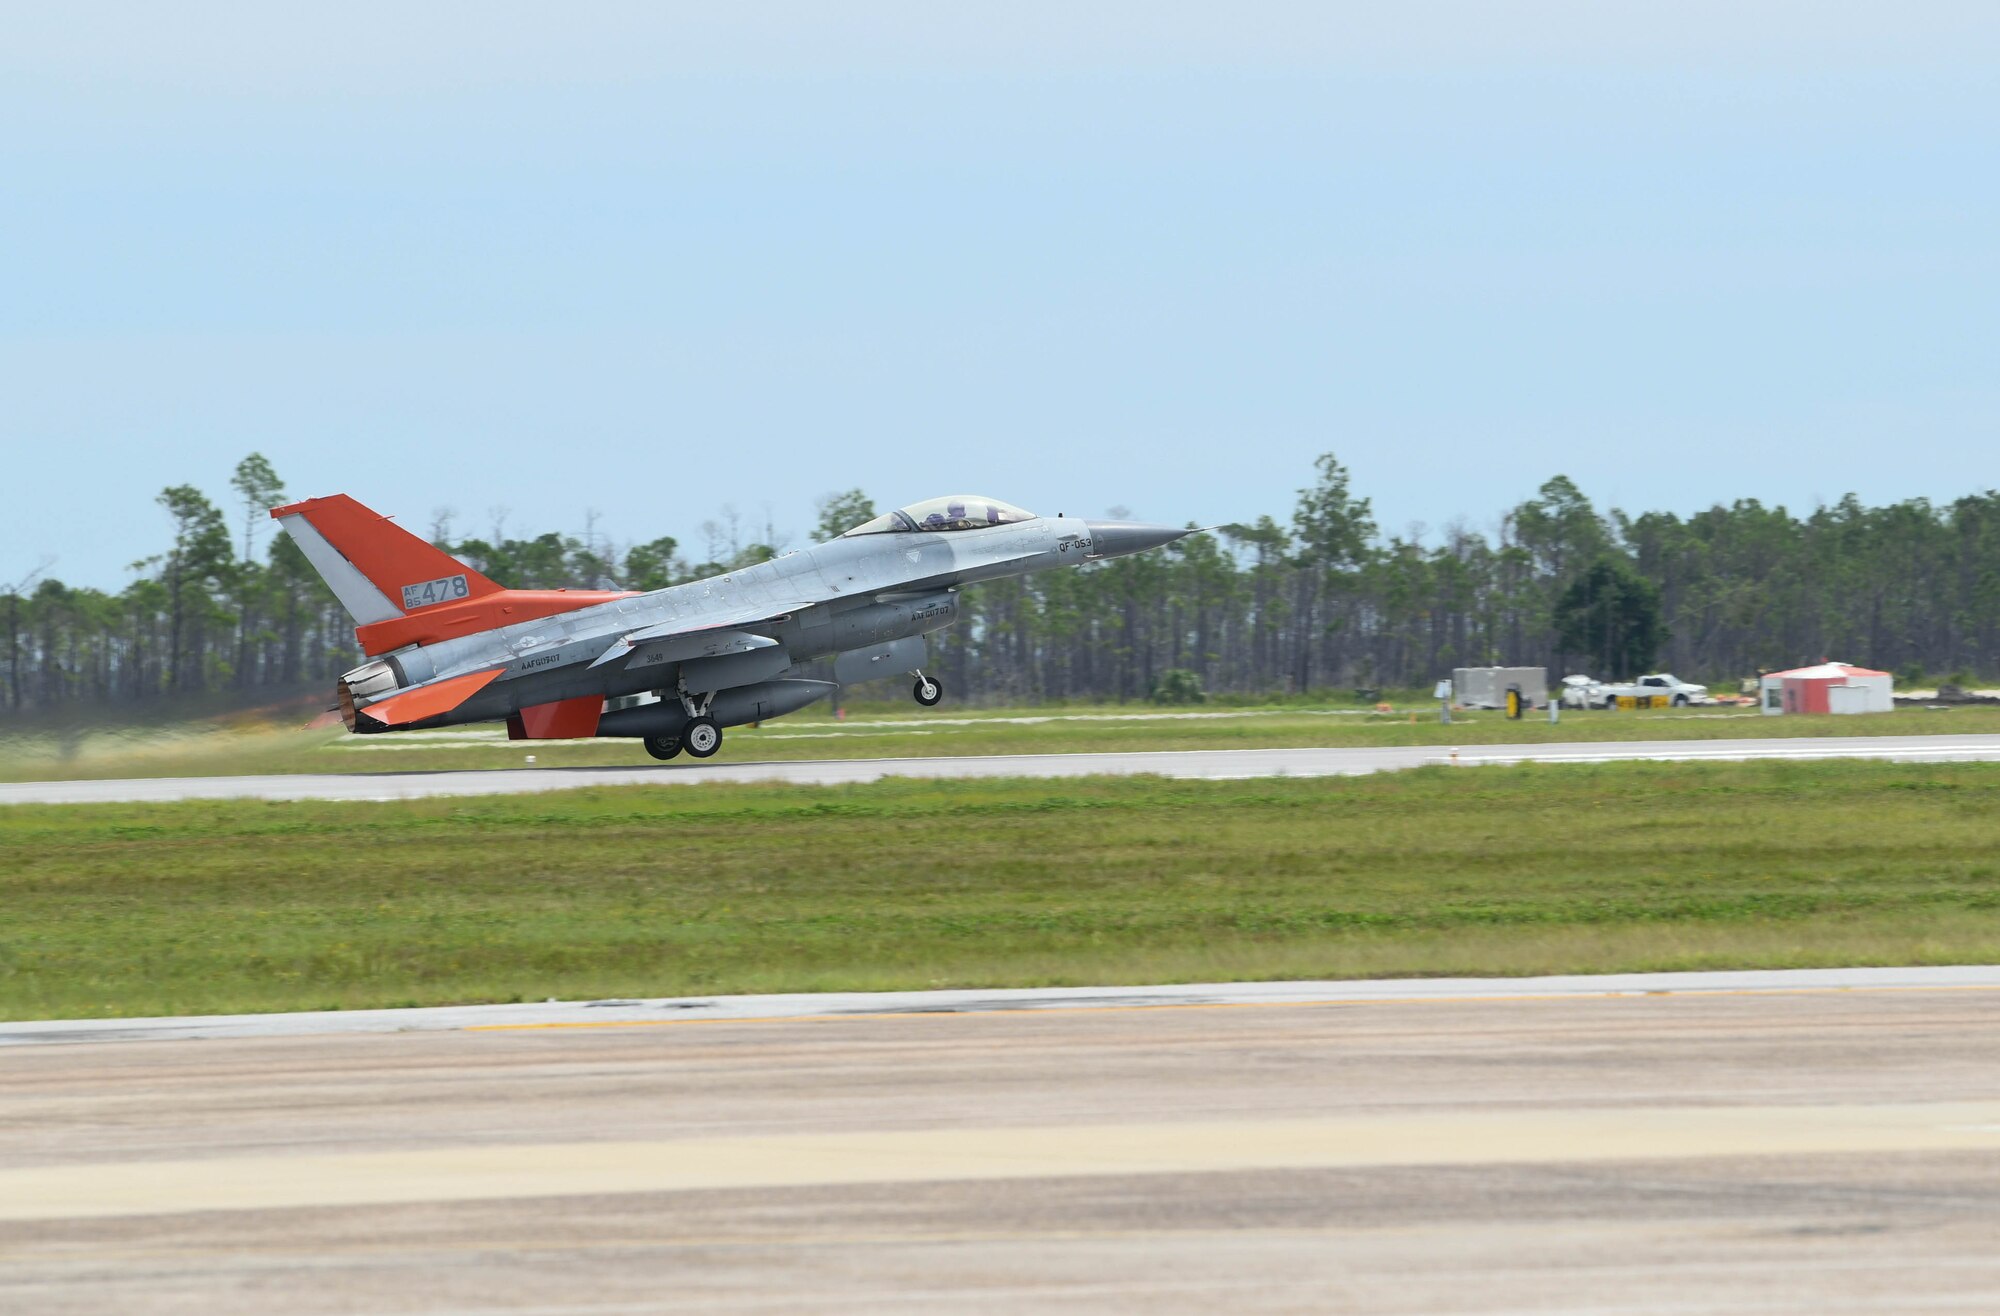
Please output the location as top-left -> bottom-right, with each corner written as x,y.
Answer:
274,493 -> 1196,759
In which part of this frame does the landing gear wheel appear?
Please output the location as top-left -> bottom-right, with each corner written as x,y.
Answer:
683,716 -> 722,758
643,735 -> 683,761
913,675 -> 943,707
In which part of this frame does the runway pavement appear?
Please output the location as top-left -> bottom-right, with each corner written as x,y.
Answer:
6,969 -> 2000,1313
6,964 -> 2000,1047
7,731 -> 2000,804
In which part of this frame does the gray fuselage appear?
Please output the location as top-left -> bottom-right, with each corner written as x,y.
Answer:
341,513 -> 1187,737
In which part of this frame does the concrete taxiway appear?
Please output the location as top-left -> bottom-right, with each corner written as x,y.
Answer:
6,731 -> 2000,805
5,969 -> 2000,1313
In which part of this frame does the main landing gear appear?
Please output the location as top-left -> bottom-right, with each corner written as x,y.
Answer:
642,680 -> 723,762
641,717 -> 720,762
642,677 -> 726,762
683,715 -> 722,758
913,672 -> 943,707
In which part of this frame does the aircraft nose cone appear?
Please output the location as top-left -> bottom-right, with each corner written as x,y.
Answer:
1084,521 -> 1195,560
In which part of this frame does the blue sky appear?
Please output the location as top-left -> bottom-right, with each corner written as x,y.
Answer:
4,3 -> 1996,585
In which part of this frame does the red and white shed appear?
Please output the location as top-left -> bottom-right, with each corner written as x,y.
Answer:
1759,663 -> 1894,716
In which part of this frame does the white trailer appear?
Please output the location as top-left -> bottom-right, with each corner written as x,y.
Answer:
1452,666 -> 1548,710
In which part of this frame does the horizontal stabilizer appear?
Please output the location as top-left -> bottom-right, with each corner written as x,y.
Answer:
357,668 -> 504,728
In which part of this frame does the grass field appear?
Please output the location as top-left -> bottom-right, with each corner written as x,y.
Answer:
5,698 -> 2000,783
6,758 -> 2000,1020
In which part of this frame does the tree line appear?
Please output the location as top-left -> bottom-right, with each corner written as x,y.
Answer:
5,452 -> 1996,718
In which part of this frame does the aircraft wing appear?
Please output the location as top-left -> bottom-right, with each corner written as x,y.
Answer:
587,598 -> 820,672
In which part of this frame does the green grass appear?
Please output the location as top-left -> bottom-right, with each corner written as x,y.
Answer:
5,759 -> 2000,1019
4,699 -> 1998,783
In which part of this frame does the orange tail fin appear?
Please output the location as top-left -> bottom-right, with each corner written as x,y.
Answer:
270,495 -> 502,625
274,493 -> 635,657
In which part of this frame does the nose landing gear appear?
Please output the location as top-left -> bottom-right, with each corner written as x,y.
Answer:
913,672 -> 943,707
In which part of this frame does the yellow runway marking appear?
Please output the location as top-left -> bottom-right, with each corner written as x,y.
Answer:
465,982 -> 2000,1033
8,1103 -> 2000,1223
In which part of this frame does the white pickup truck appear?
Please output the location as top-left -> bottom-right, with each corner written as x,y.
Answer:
1563,673 -> 1712,709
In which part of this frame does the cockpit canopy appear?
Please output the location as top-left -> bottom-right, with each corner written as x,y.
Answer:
842,495 -> 1037,536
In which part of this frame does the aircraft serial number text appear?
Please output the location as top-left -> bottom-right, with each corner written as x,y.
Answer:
402,574 -> 471,610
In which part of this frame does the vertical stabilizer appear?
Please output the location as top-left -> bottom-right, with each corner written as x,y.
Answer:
271,495 -> 503,626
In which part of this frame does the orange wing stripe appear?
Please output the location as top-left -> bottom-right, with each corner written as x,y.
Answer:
359,668 -> 506,727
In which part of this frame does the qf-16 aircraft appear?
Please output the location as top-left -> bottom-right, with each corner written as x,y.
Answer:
273,493 -> 1198,760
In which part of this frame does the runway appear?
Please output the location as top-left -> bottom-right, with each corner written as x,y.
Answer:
7,731 -> 2000,805
6,964 -> 2000,1047
7,969 -> 2000,1313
